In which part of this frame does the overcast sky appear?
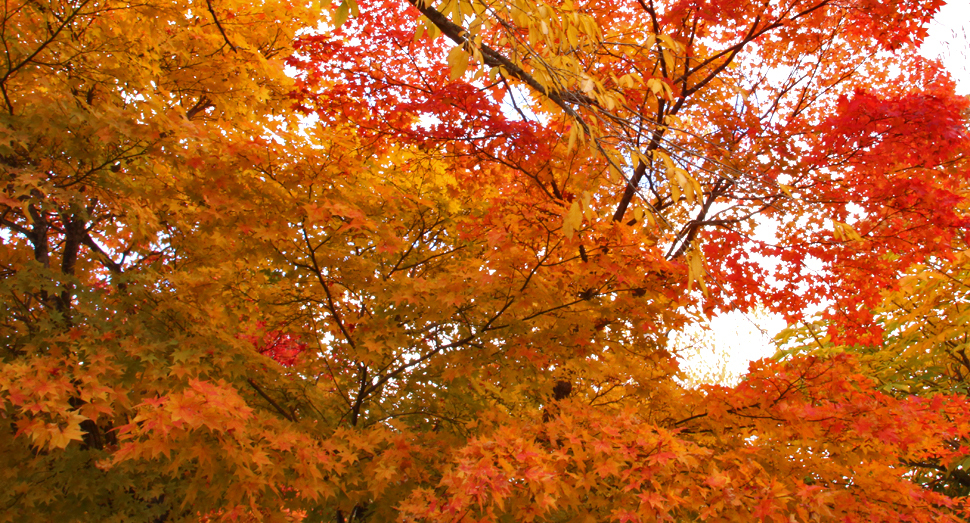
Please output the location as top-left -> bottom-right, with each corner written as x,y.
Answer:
922,1 -> 970,94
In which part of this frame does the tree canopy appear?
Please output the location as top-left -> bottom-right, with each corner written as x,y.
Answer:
1,0 -> 969,521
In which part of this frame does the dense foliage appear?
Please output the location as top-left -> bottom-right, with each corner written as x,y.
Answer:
1,0 -> 969,521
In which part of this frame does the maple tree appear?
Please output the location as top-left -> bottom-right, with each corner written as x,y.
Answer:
2,0 -> 970,522
780,238 -> 970,497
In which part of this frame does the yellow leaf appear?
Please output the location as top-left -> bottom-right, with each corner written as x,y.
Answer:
832,220 -> 863,242
566,25 -> 579,47
566,124 -> 578,153
447,45 -> 470,80
49,422 -> 86,450
658,34 -> 679,51
687,247 -> 708,296
670,179 -> 682,202
563,200 -> 583,238
654,149 -> 675,172
832,220 -> 845,241
675,169 -> 693,204
333,0 -> 350,27
662,49 -> 676,71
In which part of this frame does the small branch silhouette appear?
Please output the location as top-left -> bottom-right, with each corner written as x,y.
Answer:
206,0 -> 237,52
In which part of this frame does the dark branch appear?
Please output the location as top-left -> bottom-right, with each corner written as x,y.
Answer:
205,0 -> 237,53
247,378 -> 296,422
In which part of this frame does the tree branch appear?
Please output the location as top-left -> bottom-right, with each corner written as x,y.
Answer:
247,378 -> 296,422
205,0 -> 237,53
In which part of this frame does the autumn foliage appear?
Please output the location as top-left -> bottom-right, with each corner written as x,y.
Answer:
1,0 -> 970,521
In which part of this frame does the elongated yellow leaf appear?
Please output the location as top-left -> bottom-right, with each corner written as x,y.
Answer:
333,0 -> 350,27
447,45 -> 470,80
563,200 -> 583,238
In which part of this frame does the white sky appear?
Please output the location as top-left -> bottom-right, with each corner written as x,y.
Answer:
680,2 -> 970,385
922,1 -> 970,95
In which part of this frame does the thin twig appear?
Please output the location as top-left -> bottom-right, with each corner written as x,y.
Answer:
247,379 -> 296,422
206,0 -> 237,52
